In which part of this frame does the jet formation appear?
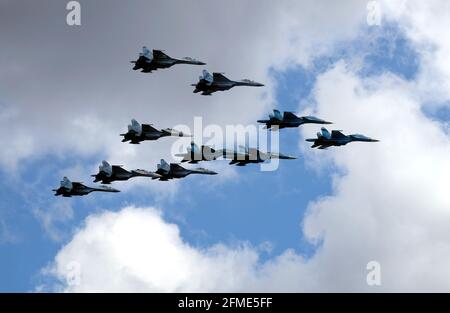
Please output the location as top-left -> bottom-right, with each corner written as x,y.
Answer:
54,47 -> 378,197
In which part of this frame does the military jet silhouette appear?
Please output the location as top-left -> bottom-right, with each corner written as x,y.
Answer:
174,142 -> 219,163
306,127 -> 379,149
257,109 -> 332,130
120,119 -> 191,144
220,146 -> 296,166
131,47 -> 205,73
91,160 -> 161,184
53,177 -> 119,197
154,159 -> 217,181
192,70 -> 264,95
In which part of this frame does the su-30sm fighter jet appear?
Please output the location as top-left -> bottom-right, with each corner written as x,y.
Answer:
174,142 -> 219,163
192,70 -> 264,95
53,177 -> 119,197
131,47 -> 205,73
306,127 -> 379,149
257,109 -> 332,130
121,119 -> 191,144
153,159 -> 217,181
91,160 -> 161,184
220,146 -> 296,166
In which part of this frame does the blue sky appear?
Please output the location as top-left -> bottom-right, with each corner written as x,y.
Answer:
0,19 -> 425,292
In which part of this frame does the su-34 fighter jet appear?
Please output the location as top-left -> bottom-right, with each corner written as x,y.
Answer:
120,119 -> 191,144
257,109 -> 332,130
174,142 -> 219,163
53,177 -> 119,197
220,146 -> 297,166
192,70 -> 264,95
306,127 -> 379,149
131,47 -> 205,73
153,159 -> 217,181
91,160 -> 161,184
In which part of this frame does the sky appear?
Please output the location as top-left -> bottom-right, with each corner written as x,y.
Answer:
0,0 -> 450,292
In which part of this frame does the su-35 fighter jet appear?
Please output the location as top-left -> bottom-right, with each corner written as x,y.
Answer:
306,127 -> 379,149
220,146 -> 296,166
192,70 -> 264,95
131,47 -> 205,73
174,142 -> 219,163
257,109 -> 332,130
91,160 -> 161,184
153,159 -> 217,181
53,177 -> 119,197
120,119 -> 191,144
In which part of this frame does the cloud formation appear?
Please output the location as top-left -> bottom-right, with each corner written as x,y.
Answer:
45,59 -> 450,291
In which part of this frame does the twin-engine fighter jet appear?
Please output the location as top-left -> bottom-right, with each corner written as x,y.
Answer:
174,142 -> 219,163
192,70 -> 264,95
53,177 -> 119,197
131,47 -> 205,73
257,109 -> 332,130
154,159 -> 217,181
306,127 -> 379,149
220,146 -> 296,166
121,119 -> 191,144
91,160 -> 161,184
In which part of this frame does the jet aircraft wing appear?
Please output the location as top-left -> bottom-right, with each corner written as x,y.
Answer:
153,50 -> 170,60
331,130 -> 347,139
141,124 -> 159,133
213,73 -> 231,82
283,111 -> 298,121
112,165 -> 129,175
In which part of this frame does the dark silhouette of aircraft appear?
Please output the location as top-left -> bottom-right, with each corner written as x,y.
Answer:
154,159 -> 217,181
306,127 -> 379,149
192,70 -> 264,95
257,109 -> 332,130
91,160 -> 161,184
120,119 -> 191,144
53,177 -> 119,197
131,47 -> 205,73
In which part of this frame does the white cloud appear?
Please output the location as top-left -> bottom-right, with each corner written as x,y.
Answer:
0,0 -> 366,174
44,61 -> 450,292
381,0 -> 450,106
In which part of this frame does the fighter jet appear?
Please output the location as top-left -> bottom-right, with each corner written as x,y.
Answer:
174,142 -> 219,163
257,109 -> 332,130
153,159 -> 217,181
220,146 -> 296,166
120,119 -> 191,144
131,47 -> 205,73
306,127 -> 379,149
53,177 -> 119,197
192,70 -> 264,95
91,160 -> 161,184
